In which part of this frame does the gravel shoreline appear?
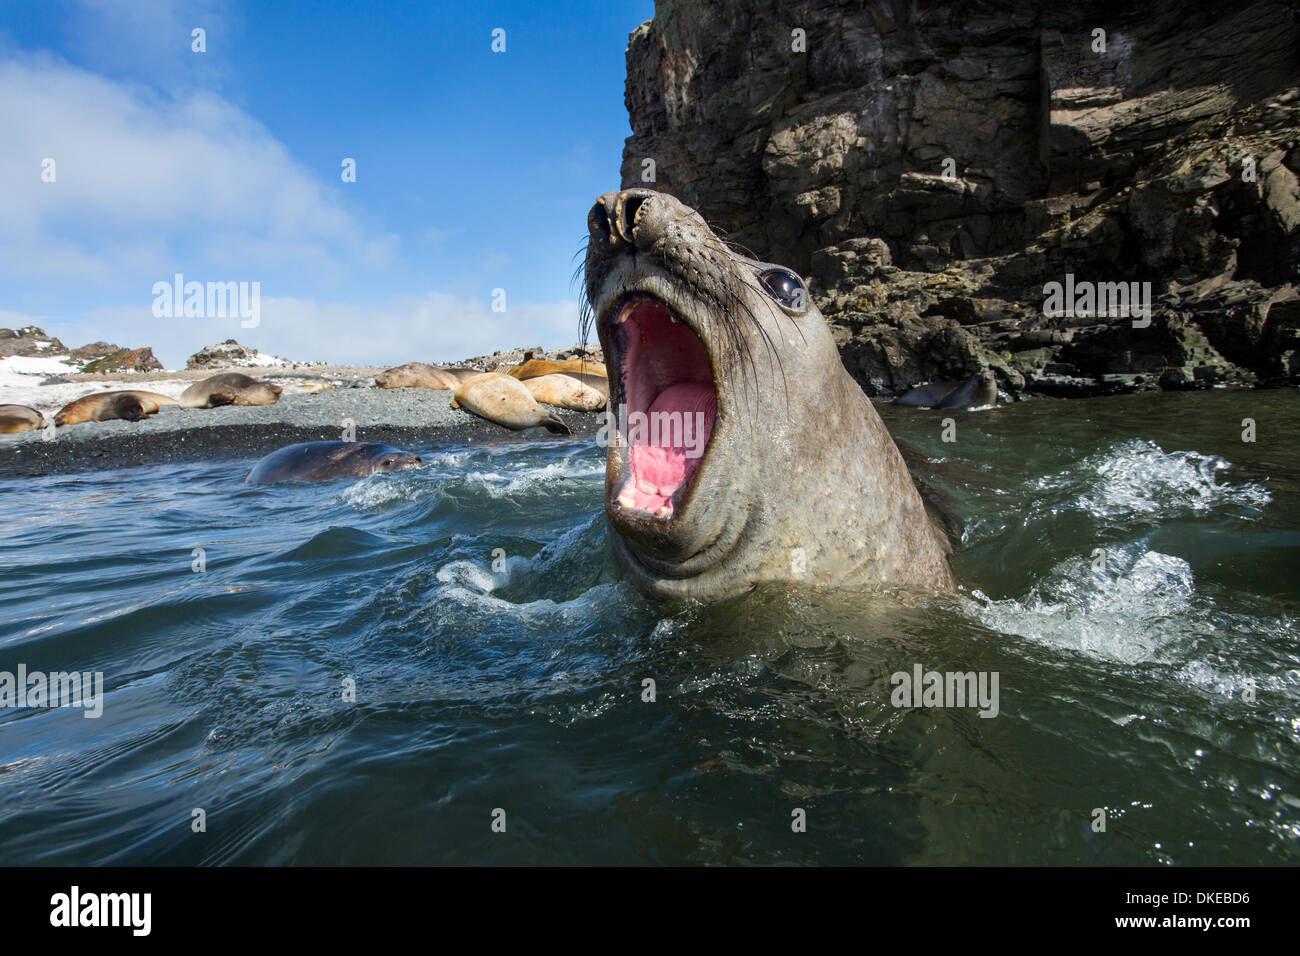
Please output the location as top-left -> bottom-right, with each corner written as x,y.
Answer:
0,385 -> 606,478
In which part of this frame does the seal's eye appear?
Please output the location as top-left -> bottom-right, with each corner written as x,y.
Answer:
758,268 -> 808,312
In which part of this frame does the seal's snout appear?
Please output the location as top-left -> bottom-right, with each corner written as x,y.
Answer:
588,189 -> 668,254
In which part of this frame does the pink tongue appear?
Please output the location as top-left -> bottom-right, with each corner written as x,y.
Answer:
627,382 -> 716,512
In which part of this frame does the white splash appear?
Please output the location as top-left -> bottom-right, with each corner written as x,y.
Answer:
1033,439 -> 1270,518
969,549 -> 1196,663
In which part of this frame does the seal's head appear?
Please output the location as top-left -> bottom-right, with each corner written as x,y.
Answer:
584,189 -> 954,601
246,441 -> 423,484
374,449 -> 423,473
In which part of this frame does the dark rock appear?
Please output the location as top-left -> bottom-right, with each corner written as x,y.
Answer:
619,0 -> 1300,397
80,345 -> 165,371
187,339 -> 285,370
80,347 -> 164,374
69,341 -> 124,363
0,326 -> 67,359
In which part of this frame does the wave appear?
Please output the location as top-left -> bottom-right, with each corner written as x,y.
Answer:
1031,439 -> 1270,519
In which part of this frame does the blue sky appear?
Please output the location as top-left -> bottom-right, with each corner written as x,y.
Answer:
0,0 -> 654,367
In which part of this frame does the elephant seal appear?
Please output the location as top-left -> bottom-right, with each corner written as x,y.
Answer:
507,358 -> 606,380
53,390 -> 176,426
0,405 -> 45,434
451,373 -> 570,433
246,441 -> 423,484
894,371 -> 997,410
522,372 -> 608,411
374,363 -> 479,390
181,373 -> 282,409
584,188 -> 954,602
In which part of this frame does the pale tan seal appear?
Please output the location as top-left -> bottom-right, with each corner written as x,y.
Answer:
452,372 -> 570,433
180,373 -> 282,409
0,404 -> 45,434
521,372 -> 608,411
507,358 -> 606,380
374,363 -> 480,390
53,390 -> 176,427
584,188 -> 955,601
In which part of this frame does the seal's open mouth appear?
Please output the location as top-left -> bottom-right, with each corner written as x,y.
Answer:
604,295 -> 717,519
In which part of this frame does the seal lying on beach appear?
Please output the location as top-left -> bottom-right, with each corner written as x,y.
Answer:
507,358 -> 606,380
584,188 -> 955,601
522,372 -> 608,411
181,373 -> 282,409
246,441 -> 423,484
894,371 -> 997,410
53,390 -> 177,427
374,363 -> 480,390
0,404 -> 45,433
452,373 -> 571,433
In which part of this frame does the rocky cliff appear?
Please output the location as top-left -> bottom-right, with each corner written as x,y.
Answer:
620,0 -> 1300,395
0,327 -> 162,373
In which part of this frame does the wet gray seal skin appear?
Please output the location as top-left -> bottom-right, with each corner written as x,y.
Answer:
181,373 -> 282,409
583,188 -> 955,602
894,371 -> 997,409
246,441 -> 423,484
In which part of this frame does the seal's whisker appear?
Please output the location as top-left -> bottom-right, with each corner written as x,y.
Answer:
717,275 -> 789,420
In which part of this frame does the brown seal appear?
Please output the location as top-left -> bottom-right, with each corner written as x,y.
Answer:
584,188 -> 955,601
180,373 -> 282,409
0,404 -> 46,434
506,358 -> 606,380
374,363 -> 480,389
53,390 -> 177,427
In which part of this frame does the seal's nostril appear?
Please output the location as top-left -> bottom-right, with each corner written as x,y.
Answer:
621,195 -> 646,237
588,202 -> 612,244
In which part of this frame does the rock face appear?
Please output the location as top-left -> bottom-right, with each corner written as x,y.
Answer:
78,346 -> 164,373
0,328 -> 162,372
620,0 -> 1300,394
0,326 -> 67,358
186,339 -> 288,370
458,344 -> 605,372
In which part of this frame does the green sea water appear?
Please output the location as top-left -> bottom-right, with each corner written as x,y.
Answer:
0,388 -> 1296,864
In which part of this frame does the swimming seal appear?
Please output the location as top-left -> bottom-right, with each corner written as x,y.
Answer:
53,390 -> 177,427
507,358 -> 606,380
374,363 -> 480,390
246,441 -> 423,484
181,373 -> 282,409
894,371 -> 997,410
522,372 -> 608,411
452,373 -> 570,433
0,404 -> 45,434
584,188 -> 954,601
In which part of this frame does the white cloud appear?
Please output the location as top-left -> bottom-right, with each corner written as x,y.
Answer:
0,29 -> 586,371
240,293 -> 586,367
0,53 -> 397,283
8,293 -> 588,370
